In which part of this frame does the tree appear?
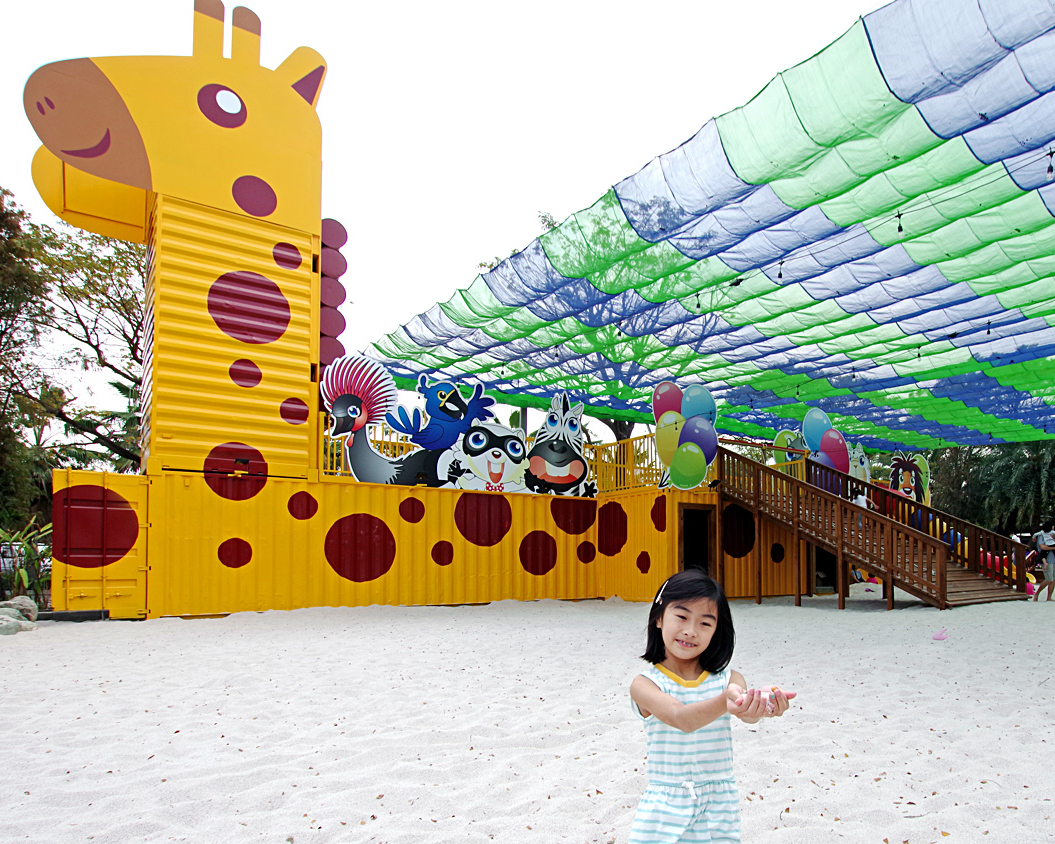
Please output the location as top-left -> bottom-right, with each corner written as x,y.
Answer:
9,219 -> 145,469
0,188 -> 46,529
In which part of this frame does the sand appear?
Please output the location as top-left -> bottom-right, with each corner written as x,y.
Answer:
1,585 -> 1052,844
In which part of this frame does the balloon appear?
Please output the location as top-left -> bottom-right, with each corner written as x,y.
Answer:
773,429 -> 799,463
669,442 -> 708,490
681,384 -> 716,423
652,382 -> 683,421
802,407 -> 832,452
810,451 -> 835,470
679,416 -> 718,465
818,428 -> 849,474
656,410 -> 685,466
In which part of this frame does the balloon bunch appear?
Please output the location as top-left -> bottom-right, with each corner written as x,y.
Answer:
652,382 -> 718,490
774,407 -> 849,473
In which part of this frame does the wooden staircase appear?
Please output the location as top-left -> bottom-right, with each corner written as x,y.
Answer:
715,447 -> 1029,610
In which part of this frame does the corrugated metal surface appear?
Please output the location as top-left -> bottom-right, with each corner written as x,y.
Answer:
145,474 -> 605,617
721,512 -> 809,600
143,196 -> 317,478
51,470 -> 149,619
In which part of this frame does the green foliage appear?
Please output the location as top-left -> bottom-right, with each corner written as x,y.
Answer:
925,442 -> 1055,532
0,516 -> 52,605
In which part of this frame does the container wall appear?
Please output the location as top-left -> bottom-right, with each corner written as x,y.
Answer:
145,474 -> 611,617
720,506 -> 809,600
51,469 -> 149,619
143,195 -> 318,479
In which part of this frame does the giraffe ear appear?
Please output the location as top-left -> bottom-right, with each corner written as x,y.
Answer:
276,46 -> 327,108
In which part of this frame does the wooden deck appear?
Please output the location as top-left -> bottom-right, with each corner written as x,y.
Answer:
715,447 -> 1029,610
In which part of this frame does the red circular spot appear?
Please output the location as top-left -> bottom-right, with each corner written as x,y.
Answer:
651,495 -> 667,532
550,498 -> 597,535
320,337 -> 345,365
321,218 -> 348,249
577,541 -> 596,564
203,443 -> 268,500
321,247 -> 347,278
520,531 -> 557,576
218,538 -> 253,568
287,491 -> 318,520
324,514 -> 396,582
273,242 -> 302,270
399,498 -> 425,523
52,485 -> 139,568
636,551 -> 651,573
229,358 -> 262,387
597,502 -> 628,556
454,493 -> 512,547
432,541 -> 454,566
320,306 -> 346,338
207,271 -> 290,344
321,276 -> 346,307
232,175 -> 277,217
722,504 -> 756,558
280,397 -> 309,424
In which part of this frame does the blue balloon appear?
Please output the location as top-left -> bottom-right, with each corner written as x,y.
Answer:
802,407 -> 832,453
680,384 -> 717,424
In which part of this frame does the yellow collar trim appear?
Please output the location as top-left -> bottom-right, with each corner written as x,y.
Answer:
656,664 -> 710,687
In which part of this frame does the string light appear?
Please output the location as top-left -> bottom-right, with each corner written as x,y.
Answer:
777,260 -> 784,280
896,211 -> 903,234
1047,149 -> 1054,180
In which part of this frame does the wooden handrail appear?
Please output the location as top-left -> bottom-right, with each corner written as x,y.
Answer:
804,458 -> 1029,594
718,447 -> 951,609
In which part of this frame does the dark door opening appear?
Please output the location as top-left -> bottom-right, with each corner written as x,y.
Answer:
681,506 -> 713,576
814,546 -> 836,593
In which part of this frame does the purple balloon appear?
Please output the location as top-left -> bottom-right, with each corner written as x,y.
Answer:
653,381 -> 683,422
811,452 -> 835,470
679,416 -> 718,465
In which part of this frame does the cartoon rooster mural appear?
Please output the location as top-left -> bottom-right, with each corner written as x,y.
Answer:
321,355 -> 464,487
524,394 -> 595,497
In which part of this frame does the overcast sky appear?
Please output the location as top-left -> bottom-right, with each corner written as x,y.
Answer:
3,0 -> 884,419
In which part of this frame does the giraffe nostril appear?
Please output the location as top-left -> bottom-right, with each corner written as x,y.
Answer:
36,101 -> 45,116
45,97 -> 55,110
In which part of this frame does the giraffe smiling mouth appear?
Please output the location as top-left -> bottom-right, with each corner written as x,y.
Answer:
61,128 -> 112,158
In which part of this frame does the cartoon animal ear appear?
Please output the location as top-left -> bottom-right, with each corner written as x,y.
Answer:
417,374 -> 429,391
276,46 -> 327,108
570,401 -> 585,420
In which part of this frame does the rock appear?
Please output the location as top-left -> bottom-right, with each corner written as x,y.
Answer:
0,596 -> 38,622
0,617 -> 20,636
0,608 -> 27,622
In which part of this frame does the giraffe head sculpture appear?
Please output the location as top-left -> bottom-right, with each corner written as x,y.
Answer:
24,0 -> 327,240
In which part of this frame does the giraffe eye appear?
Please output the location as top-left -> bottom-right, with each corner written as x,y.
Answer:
198,84 -> 247,128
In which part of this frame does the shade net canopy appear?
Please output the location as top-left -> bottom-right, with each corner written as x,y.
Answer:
367,0 -> 1055,451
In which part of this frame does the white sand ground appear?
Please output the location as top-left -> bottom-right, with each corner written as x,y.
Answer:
1,585 -> 1052,844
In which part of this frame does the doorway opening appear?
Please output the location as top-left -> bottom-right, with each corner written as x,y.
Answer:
680,505 -> 715,577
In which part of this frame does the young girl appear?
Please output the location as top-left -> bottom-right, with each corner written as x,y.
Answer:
629,570 -> 796,844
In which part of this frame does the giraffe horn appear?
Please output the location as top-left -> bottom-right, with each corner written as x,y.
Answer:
193,0 -> 224,57
232,7 -> 261,65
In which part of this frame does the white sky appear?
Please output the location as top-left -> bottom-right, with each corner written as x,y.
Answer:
2,0 -> 884,429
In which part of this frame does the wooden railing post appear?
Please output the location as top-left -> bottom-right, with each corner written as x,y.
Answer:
755,461 -> 762,605
794,482 -> 801,607
836,501 -> 845,610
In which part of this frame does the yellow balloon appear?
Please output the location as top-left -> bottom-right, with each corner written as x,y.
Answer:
656,410 -> 685,465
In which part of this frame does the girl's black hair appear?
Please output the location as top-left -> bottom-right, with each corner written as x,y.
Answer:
640,570 -> 735,673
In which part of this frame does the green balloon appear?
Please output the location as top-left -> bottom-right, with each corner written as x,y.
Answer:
669,442 -> 708,490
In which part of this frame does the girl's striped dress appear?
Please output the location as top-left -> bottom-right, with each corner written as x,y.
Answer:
629,664 -> 740,844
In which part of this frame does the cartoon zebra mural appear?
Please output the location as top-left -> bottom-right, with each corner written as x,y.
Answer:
524,394 -> 596,497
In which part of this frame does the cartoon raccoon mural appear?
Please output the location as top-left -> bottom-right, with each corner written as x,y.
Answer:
450,422 -> 528,493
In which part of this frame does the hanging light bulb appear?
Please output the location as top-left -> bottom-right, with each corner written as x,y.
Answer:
987,320 -> 991,336
896,211 -> 903,234
777,260 -> 783,280
1047,149 -> 1054,180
